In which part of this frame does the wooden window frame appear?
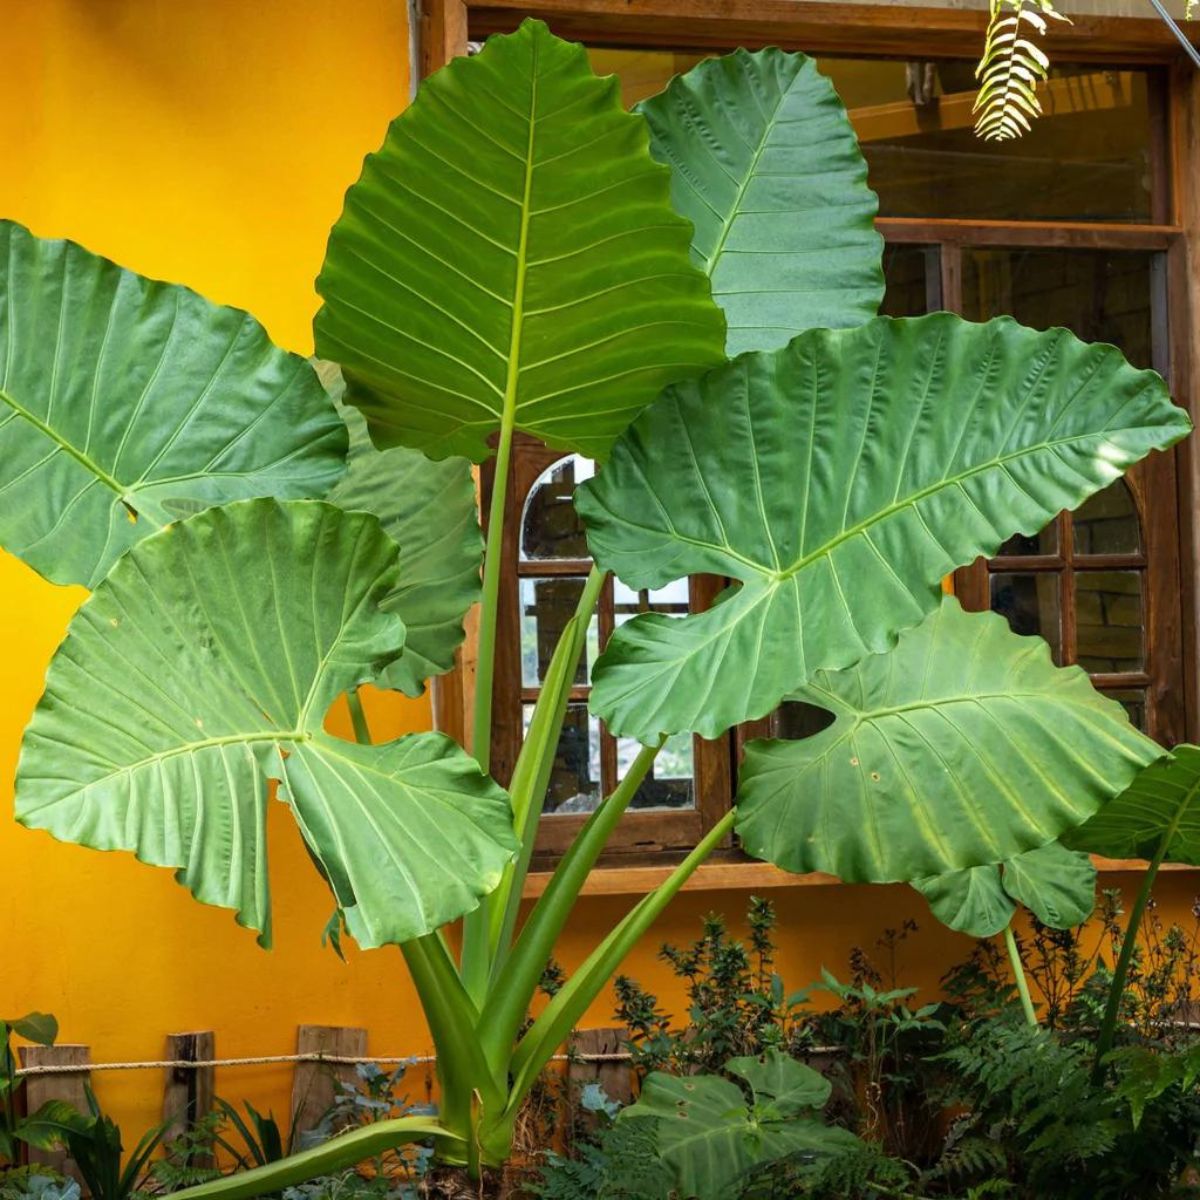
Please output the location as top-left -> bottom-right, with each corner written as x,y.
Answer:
420,0 -> 1200,889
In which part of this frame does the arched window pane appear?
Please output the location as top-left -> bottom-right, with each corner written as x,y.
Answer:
990,572 -> 1063,662
521,456 -> 595,561
1076,570 -> 1145,673
1073,479 -> 1142,556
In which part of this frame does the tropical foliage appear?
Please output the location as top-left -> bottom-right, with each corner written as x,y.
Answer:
1,18 -> 1193,1195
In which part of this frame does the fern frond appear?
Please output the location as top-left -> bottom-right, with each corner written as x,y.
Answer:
974,0 -> 1070,141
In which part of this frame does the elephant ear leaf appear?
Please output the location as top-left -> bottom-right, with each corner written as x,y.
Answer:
15,499 -> 515,948
314,18 -> 725,464
912,865 -> 1015,938
0,221 -> 347,587
321,366 -> 482,697
735,599 -> 1161,884
638,47 -> 883,354
1065,744 -> 1200,865
620,1049 -> 856,1200
577,313 -> 1190,740
914,841 -> 1096,936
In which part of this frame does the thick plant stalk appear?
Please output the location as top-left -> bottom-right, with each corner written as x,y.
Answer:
503,808 -> 736,1119
1092,839 -> 1168,1080
169,1116 -> 462,1200
1003,925 -> 1037,1026
487,566 -> 607,966
461,409 -> 518,1003
480,738 -> 664,1070
346,686 -> 371,744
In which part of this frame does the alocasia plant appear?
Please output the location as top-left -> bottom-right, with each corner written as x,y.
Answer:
2,19 -> 1191,1195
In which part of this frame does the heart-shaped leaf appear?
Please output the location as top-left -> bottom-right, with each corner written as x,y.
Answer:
1065,744 -> 1200,864
0,221 -> 346,587
621,1049 -> 856,1200
314,19 -> 725,464
735,599 -> 1161,883
577,314 -> 1191,740
323,368 -> 481,696
16,499 -> 515,947
4,1013 -> 57,1047
638,48 -> 883,354
914,841 -> 1096,937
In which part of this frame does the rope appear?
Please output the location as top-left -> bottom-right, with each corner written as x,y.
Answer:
14,1050 -> 639,1077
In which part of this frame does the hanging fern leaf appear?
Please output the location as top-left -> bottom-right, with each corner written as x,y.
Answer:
974,0 -> 1069,142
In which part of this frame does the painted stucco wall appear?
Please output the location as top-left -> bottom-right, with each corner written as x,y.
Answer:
2,0 -> 1198,1149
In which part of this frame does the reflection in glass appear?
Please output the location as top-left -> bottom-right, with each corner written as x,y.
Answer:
996,521 -> 1059,558
961,249 -> 1153,369
1074,480 -> 1141,556
530,702 -> 602,815
1076,570 -> 1144,673
990,572 -> 1062,661
882,245 -> 936,317
618,732 -> 696,811
521,456 -> 595,561
770,700 -> 837,740
613,578 -> 690,625
1104,687 -> 1147,731
823,60 -> 1153,223
520,577 -> 597,687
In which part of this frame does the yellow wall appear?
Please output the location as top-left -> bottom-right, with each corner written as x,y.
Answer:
3,0 -> 1199,1151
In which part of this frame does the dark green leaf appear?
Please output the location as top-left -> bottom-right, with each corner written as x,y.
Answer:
578,314 -> 1190,740
16,499 -> 515,948
735,600 -> 1161,883
0,221 -> 346,587
639,48 -> 882,354
315,19 -> 725,464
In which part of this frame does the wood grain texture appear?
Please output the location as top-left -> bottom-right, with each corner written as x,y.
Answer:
19,1044 -> 90,1182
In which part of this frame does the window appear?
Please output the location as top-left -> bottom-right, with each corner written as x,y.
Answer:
430,4 -> 1197,869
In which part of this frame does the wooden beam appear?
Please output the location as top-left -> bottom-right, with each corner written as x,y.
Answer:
162,1032 -> 216,1162
19,1045 -> 90,1184
465,1 -> 1200,65
290,1025 -> 367,1140
524,856 -> 1196,898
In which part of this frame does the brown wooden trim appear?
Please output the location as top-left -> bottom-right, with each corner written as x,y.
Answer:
880,218 -> 1180,250
1169,62 -> 1200,742
462,2 -> 1200,66
522,856 -> 1199,898
420,0 -> 470,78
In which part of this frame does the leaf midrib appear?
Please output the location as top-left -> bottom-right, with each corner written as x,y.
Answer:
0,384 -> 128,497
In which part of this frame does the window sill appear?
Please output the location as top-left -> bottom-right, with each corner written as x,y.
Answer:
521,857 -> 1195,899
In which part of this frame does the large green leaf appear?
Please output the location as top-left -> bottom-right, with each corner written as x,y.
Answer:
1065,744 -> 1200,864
314,19 -> 725,464
15,499 -> 515,947
638,48 -> 883,355
0,221 -> 346,587
577,314 -> 1190,740
620,1049 -> 856,1200
913,842 -> 1096,937
735,599 -> 1161,883
322,367 -> 481,696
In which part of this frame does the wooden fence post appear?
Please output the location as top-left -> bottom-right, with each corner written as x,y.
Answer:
568,1028 -> 631,1135
162,1031 -> 216,1163
290,1025 -> 367,1140
19,1044 -> 91,1182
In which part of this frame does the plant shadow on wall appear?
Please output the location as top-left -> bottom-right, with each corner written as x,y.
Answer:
0,15 -> 1195,1200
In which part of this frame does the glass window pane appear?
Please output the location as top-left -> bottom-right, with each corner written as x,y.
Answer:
528,702 -> 602,815
825,60 -> 1154,222
521,456 -> 595,561
1076,570 -> 1145,673
618,732 -> 696,811
613,578 -> 690,624
520,576 -> 597,687
1074,479 -> 1142,556
996,521 -> 1060,559
990,572 -> 1062,661
1102,687 -> 1148,732
882,244 -> 935,317
961,249 -> 1153,370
